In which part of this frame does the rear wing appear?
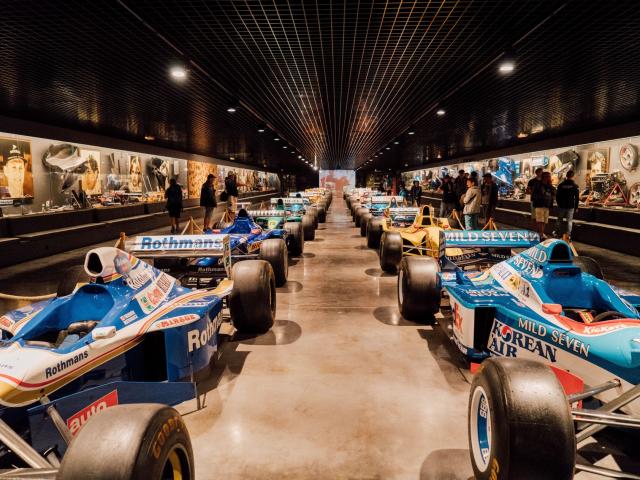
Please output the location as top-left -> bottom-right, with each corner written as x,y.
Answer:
388,207 -> 420,218
371,195 -> 404,203
248,209 -> 285,218
128,234 -> 232,275
271,197 -> 304,205
439,230 -> 539,253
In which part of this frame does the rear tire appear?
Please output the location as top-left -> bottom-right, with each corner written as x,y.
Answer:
259,238 -> 288,286
574,256 -> 604,280
355,207 -> 368,227
397,256 -> 440,322
379,232 -> 403,273
284,222 -> 304,256
302,214 -> 316,240
58,404 -> 194,480
468,358 -> 575,480
307,206 -> 319,229
360,213 -> 372,237
317,206 -> 326,223
230,260 -> 276,333
367,218 -> 384,249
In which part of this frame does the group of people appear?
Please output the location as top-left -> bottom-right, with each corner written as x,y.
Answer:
398,180 -> 424,206
436,170 -> 498,230
526,167 -> 579,240
163,171 -> 244,233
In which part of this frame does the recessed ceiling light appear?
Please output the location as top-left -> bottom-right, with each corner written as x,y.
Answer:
498,61 -> 515,74
229,156 -> 235,160
313,166 -> 318,171
226,106 -> 237,113
408,128 -> 415,135
393,141 -> 399,145
385,147 -> 391,150
298,155 -> 302,159
274,137 -> 280,141
257,124 -> 266,133
283,145 -> 288,149
144,135 -> 155,141
404,163 -> 408,167
169,66 -> 187,80
436,109 -> 445,116
517,132 -> 529,138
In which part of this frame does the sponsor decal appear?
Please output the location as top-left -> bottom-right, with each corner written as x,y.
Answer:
444,230 -> 538,247
153,314 -> 200,330
509,255 -> 543,279
67,389 -> 119,436
248,241 -> 262,252
518,318 -> 591,357
120,261 -> 153,289
0,316 -> 14,330
135,273 -> 175,314
151,414 -> 184,459
466,289 -> 510,297
453,303 -> 463,334
187,313 -> 222,352
492,263 -> 512,281
580,323 -> 627,335
120,311 -> 138,325
196,266 -> 226,274
522,245 -> 548,263
488,320 -> 557,362
135,235 -> 225,251
45,350 -> 89,378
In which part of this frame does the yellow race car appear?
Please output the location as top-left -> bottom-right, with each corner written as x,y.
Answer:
371,205 -> 457,272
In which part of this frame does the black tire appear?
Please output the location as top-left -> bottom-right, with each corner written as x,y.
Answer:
367,218 -> 384,249
379,232 -> 403,273
58,404 -> 194,480
259,238 -> 288,286
468,358 -> 575,480
398,256 -> 440,322
317,206 -> 327,223
302,214 -> 316,241
360,213 -> 372,237
284,221 -> 304,256
307,206 -> 319,229
355,207 -> 368,227
574,256 -> 604,280
230,260 -> 276,333
57,265 -> 86,297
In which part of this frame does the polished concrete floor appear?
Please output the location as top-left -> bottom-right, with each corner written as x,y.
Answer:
0,200 -> 639,478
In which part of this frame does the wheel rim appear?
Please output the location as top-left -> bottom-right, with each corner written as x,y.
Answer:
397,267 -> 404,305
161,447 -> 188,480
470,385 -> 492,473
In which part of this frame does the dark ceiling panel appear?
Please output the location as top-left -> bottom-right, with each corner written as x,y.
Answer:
0,1 -> 637,171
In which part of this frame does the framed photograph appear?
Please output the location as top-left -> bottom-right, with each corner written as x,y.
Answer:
128,155 -> 143,192
80,149 -> 101,195
585,148 -> 609,175
0,139 -> 33,199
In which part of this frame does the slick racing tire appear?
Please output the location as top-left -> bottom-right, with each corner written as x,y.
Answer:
58,404 -> 194,480
259,238 -> 288,286
367,218 -> 384,249
398,256 -> 440,323
230,260 -> 276,333
57,265 -> 86,297
360,213 -> 373,237
379,232 -> 403,273
468,358 -> 575,480
302,214 -> 316,241
284,221 -> 304,256
317,205 -> 327,223
574,256 -> 604,280
307,206 -> 319,229
355,207 -> 369,228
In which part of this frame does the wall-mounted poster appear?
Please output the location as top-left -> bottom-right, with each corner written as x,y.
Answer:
188,160 -> 218,198
0,139 -> 33,199
585,148 -> 609,176
146,157 -> 170,191
319,169 -> 355,192
128,155 -> 143,193
80,149 -> 101,195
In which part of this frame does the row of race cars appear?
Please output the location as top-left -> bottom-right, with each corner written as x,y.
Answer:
346,186 -> 640,479
0,188 -> 332,479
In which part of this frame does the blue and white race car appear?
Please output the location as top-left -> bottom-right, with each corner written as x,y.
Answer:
397,231 -> 640,478
0,238 -> 275,478
353,195 -> 406,233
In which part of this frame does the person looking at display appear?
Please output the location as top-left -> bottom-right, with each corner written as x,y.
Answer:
398,182 -> 409,201
554,170 -> 579,239
438,175 -> 457,217
2,145 -> 26,198
462,177 -> 481,230
200,173 -> 217,230
453,169 -> 467,213
531,171 -> 555,240
481,173 -> 498,224
165,178 -> 183,233
526,167 -> 544,229
410,180 -> 422,206
225,172 -> 243,214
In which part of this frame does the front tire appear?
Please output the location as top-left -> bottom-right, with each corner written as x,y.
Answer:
355,207 -> 368,227
367,218 -> 384,248
307,206 -> 319,229
379,232 -> 403,273
58,404 -> 193,480
317,205 -> 327,223
397,256 -> 440,322
259,238 -> 288,286
302,214 -> 316,241
284,222 -> 304,256
360,213 -> 372,237
230,260 -> 276,333
468,358 -> 575,480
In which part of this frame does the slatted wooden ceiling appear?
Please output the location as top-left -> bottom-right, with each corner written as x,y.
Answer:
0,1 -> 638,170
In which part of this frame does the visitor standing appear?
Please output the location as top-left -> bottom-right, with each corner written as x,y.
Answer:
398,183 -> 409,202
225,172 -> 241,214
165,178 -> 183,233
410,180 -> 423,207
462,177 -> 482,230
481,173 -> 499,223
532,171 -> 555,240
438,175 -> 457,217
526,167 -> 544,228
200,174 -> 217,230
453,169 -> 467,213
555,170 -> 580,238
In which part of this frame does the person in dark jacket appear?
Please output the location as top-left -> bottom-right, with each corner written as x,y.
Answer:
200,173 -> 217,230
224,172 -> 244,214
481,173 -> 499,223
526,167 -> 544,228
554,170 -> 580,238
410,180 -> 423,206
165,178 -> 183,233
438,175 -> 457,217
531,171 -> 555,240
453,169 -> 467,213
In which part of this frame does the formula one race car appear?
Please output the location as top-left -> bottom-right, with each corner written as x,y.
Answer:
377,205 -> 454,273
149,210 -> 293,286
289,192 -> 326,223
365,206 -> 419,250
0,242 -> 275,478
353,195 -> 406,232
266,198 -> 317,241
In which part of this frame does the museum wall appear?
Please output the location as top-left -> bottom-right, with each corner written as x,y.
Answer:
0,130 -> 281,215
400,135 -> 640,207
